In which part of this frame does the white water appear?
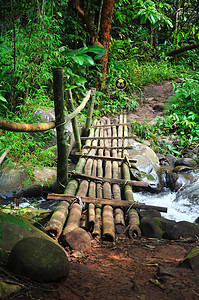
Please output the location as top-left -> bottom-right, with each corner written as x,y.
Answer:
134,171 -> 199,223
16,171 -> 199,223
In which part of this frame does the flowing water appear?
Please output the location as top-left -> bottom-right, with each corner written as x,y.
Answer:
1,171 -> 199,223
134,170 -> 199,223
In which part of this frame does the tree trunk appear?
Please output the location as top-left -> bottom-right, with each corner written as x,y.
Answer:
167,42 -> 199,56
99,0 -> 115,84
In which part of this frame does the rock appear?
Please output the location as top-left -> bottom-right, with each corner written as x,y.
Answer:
127,139 -> 162,191
153,103 -> 165,111
166,171 -> 194,191
180,248 -> 199,271
0,281 -> 22,300
140,216 -> 176,239
63,227 -> 91,253
7,237 -> 69,282
0,212 -> 56,252
166,154 -> 177,166
165,221 -> 199,240
194,216 -> 199,224
174,158 -> 197,168
140,217 -> 163,238
173,165 -> 193,173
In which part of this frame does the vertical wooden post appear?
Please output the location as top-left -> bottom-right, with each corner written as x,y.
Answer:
66,89 -> 82,152
53,67 -> 68,192
85,87 -> 96,136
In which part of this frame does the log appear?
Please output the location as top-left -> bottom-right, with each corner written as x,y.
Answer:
47,194 -> 168,212
72,172 -> 149,188
128,209 -> 142,239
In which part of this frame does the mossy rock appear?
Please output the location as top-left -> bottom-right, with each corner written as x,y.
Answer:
174,158 -> 197,168
0,212 -> 56,251
7,237 -> 69,282
165,221 -> 199,240
140,217 -> 163,238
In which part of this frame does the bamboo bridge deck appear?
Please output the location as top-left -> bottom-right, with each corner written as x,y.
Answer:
46,114 -> 166,243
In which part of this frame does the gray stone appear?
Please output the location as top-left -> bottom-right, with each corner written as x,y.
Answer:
127,139 -> 162,191
7,237 -> 69,282
174,158 -> 197,168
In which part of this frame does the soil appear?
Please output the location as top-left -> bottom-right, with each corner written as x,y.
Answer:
1,81 -> 199,300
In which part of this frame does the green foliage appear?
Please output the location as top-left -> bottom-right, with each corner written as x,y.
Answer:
131,72 -> 199,156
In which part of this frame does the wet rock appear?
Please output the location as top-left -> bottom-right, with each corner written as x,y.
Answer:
180,248 -> 199,271
63,227 -> 91,253
174,158 -> 197,168
7,237 -> 69,282
165,221 -> 199,240
166,171 -> 194,191
173,165 -> 193,173
127,139 -> 162,191
165,154 -> 177,166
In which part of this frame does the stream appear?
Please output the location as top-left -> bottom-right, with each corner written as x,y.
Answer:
8,170 -> 199,224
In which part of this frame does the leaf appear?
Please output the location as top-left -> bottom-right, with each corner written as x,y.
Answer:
0,95 -> 7,102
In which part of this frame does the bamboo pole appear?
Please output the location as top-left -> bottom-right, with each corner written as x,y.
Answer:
93,122 -> 104,238
62,122 -> 99,237
53,67 -> 68,192
123,114 -> 142,239
66,89 -> 82,152
44,124 -> 96,239
112,123 -> 125,227
44,179 -> 78,239
0,91 -> 91,132
102,120 -> 115,241
85,88 -> 96,136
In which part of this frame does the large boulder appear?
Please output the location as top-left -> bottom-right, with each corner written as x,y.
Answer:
7,237 -> 69,282
0,212 -> 54,252
127,138 -> 163,191
164,221 -> 199,240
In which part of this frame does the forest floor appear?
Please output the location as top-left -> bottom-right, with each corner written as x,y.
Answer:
2,81 -> 199,300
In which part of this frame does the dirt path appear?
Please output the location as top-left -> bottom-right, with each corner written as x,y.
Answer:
1,81 -> 199,300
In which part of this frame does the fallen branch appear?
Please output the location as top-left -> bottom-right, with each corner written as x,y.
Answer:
0,90 -> 91,132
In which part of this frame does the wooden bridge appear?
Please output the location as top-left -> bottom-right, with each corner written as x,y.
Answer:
46,114 -> 167,243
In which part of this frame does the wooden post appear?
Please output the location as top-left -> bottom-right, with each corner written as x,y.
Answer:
53,67 -> 68,192
85,87 -> 96,136
66,89 -> 82,152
